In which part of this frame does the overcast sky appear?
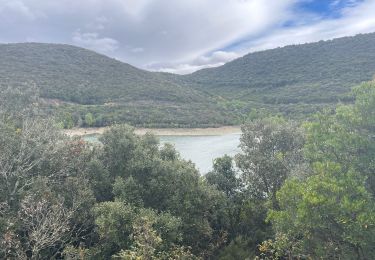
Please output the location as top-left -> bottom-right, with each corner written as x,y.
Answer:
1,0 -> 375,74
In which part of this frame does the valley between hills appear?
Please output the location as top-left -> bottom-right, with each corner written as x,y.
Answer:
1,32 -> 375,129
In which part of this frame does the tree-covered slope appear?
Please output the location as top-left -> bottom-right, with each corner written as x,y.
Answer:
179,33 -> 375,115
0,43 -> 235,127
2,33 -> 375,127
0,43 -> 208,104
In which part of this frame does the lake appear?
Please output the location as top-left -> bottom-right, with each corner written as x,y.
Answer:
160,134 -> 241,173
83,133 -> 241,174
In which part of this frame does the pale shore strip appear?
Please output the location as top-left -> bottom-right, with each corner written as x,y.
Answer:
64,125 -> 241,137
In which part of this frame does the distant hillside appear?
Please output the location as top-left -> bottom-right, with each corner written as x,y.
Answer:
1,33 -> 375,128
0,43 -> 209,104
0,43 -> 235,127
178,32 -> 375,116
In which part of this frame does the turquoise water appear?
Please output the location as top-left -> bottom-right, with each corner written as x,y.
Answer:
83,133 -> 241,174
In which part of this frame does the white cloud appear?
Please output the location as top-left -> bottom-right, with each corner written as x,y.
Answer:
0,0 -> 295,69
152,51 -> 240,74
72,31 -> 119,53
0,0 -> 374,73
154,0 -> 375,73
193,51 -> 240,66
233,0 -> 375,55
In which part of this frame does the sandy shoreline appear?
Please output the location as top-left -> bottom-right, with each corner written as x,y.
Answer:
64,125 -> 242,137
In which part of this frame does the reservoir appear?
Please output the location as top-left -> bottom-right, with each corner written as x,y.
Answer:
159,134 -> 241,174
83,132 -> 241,174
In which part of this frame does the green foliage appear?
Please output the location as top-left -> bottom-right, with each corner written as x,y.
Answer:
57,112 -> 74,129
1,79 -> 375,259
179,33 -> 375,119
114,215 -> 164,260
217,236 -> 254,260
268,169 -> 375,259
86,158 -> 113,202
84,112 -> 95,127
261,81 -> 375,259
93,200 -> 186,259
305,80 -> 375,194
205,158 -> 272,258
113,176 -> 144,208
113,212 -> 194,260
0,109 -> 97,258
93,201 -> 136,256
206,155 -> 239,197
3,33 -> 375,128
0,83 -> 41,124
236,118 -> 305,208
0,43 -> 237,128
47,124 -> 227,258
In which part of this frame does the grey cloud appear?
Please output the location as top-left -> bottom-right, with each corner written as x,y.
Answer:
0,0 -> 374,74
155,0 -> 375,73
0,0 -> 40,22
131,48 -> 144,53
0,0 -> 294,69
72,31 -> 119,53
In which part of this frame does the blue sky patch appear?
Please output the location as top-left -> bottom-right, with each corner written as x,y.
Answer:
296,0 -> 363,19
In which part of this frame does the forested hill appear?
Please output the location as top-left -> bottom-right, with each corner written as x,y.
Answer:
0,43 -> 235,127
1,33 -> 375,127
0,43 -> 205,104
177,32 -> 375,115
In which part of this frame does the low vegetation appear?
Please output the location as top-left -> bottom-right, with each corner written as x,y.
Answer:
1,80 -> 374,259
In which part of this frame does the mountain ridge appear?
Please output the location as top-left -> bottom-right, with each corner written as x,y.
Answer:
174,32 -> 375,116
0,42 -> 235,127
1,32 -> 375,127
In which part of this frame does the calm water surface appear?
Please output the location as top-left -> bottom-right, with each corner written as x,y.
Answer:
83,133 -> 241,174
160,134 -> 241,173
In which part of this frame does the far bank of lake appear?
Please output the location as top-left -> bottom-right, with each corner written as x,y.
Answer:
64,125 -> 241,136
